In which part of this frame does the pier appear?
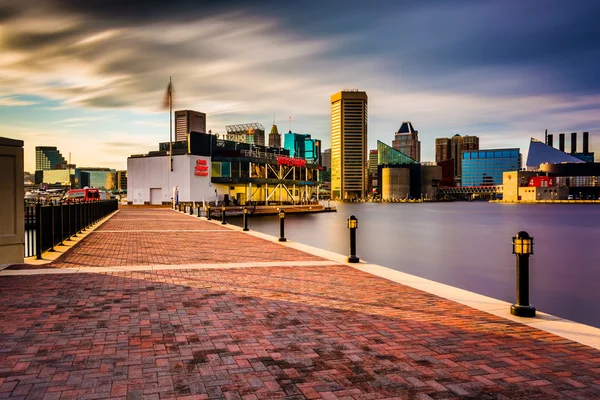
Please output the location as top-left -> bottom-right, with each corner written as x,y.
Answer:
1,207 -> 599,399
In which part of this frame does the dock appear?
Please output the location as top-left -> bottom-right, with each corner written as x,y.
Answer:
1,207 -> 599,399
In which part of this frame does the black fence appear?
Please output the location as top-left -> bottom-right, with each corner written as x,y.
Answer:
24,200 -> 118,259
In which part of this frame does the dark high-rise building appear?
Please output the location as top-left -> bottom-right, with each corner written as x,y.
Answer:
392,122 -> 420,162
268,124 -> 281,148
435,134 -> 479,185
35,146 -> 67,171
435,138 -> 451,163
116,170 -> 127,191
175,110 -> 206,141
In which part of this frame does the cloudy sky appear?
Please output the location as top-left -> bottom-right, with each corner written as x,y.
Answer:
2,0 -> 600,172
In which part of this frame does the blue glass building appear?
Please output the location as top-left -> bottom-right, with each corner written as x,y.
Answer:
283,132 -> 321,164
462,148 -> 521,187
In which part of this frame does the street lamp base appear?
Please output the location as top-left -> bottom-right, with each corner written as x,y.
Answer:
243,228 -> 249,232
347,256 -> 360,263
510,304 -> 536,318
279,238 -> 287,242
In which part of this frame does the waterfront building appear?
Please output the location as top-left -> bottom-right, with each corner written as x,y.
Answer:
368,150 -> 378,195
321,148 -> 331,170
40,170 -> 71,186
526,138 -> 583,170
376,140 -> 440,200
225,123 -> 265,146
545,131 -> 595,163
320,148 -> 331,193
116,170 -> 127,191
35,146 -> 67,170
175,110 -> 206,142
284,132 -> 321,164
435,135 -> 479,185
392,122 -> 420,162
75,168 -> 116,190
268,124 -> 281,148
331,90 -> 368,200
461,148 -> 521,187
127,131 -> 320,205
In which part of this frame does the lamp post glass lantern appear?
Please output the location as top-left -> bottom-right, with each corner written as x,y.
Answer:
510,231 -> 536,318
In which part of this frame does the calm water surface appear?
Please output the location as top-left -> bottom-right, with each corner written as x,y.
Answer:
230,202 -> 600,329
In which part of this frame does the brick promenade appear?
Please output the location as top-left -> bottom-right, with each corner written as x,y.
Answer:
0,208 -> 599,399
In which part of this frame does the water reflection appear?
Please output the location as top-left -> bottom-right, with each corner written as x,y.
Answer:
230,202 -> 600,329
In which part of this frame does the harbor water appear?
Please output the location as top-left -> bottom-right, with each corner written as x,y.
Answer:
230,202 -> 600,329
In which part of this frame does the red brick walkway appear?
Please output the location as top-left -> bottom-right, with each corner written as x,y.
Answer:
26,209 -> 323,269
0,208 -> 599,399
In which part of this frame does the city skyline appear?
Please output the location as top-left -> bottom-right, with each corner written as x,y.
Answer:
2,0 -> 600,172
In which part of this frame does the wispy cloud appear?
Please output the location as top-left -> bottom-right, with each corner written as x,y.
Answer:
52,116 -> 112,124
0,96 -> 38,106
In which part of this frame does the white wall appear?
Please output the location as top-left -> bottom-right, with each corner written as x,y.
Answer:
127,154 -> 213,203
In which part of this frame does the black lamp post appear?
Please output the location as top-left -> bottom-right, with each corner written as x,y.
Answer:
221,205 -> 227,225
243,207 -> 249,231
510,231 -> 536,317
278,209 -> 286,242
206,205 -> 211,220
347,215 -> 359,263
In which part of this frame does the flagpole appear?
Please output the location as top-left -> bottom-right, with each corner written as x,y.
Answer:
169,77 -> 173,172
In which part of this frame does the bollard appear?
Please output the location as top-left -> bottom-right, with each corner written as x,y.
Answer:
190,204 -> 194,215
510,231 -> 536,317
278,209 -> 286,242
207,205 -> 211,220
243,207 -> 249,231
221,205 -> 227,225
347,215 -> 359,263
197,205 -> 201,218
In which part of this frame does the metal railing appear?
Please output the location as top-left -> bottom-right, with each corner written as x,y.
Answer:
24,199 -> 118,259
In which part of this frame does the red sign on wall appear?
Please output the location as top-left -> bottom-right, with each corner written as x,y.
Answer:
528,176 -> 554,187
195,159 -> 209,176
277,156 -> 307,168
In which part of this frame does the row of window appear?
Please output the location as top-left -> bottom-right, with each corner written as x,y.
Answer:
463,149 -> 519,159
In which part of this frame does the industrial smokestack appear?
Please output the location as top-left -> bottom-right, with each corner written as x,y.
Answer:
571,132 -> 577,154
559,133 -> 565,152
545,129 -> 548,145
547,134 -> 554,148
583,131 -> 589,155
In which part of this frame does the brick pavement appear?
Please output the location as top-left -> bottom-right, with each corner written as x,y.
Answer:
0,207 -> 599,399
14,209 -> 323,269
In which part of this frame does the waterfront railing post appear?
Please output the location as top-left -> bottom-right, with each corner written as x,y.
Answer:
347,215 -> 359,263
278,209 -> 286,242
35,201 -> 42,260
59,201 -> 64,245
221,206 -> 227,225
207,205 -> 211,220
510,231 -> 536,317
67,200 -> 72,240
49,201 -> 55,252
190,203 -> 194,215
243,207 -> 249,231
197,204 -> 201,218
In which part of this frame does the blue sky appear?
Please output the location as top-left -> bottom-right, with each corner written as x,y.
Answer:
1,0 -> 600,172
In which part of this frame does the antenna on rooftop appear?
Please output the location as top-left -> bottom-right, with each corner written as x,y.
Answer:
289,116 -> 292,133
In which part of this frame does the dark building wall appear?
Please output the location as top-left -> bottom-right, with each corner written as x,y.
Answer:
376,164 -> 421,199
539,162 -> 600,176
438,159 -> 455,187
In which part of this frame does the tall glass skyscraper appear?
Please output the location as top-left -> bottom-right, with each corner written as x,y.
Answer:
283,132 -> 321,164
462,148 -> 521,187
331,90 -> 368,200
